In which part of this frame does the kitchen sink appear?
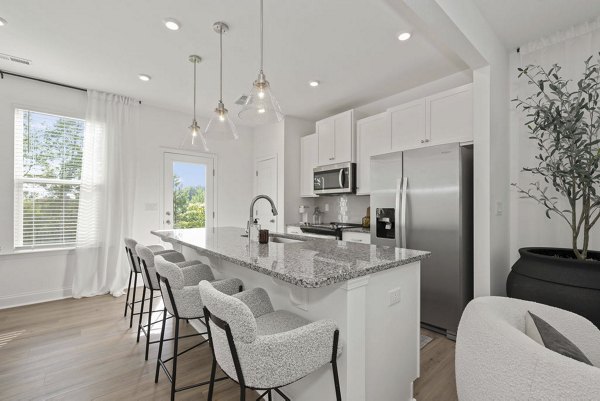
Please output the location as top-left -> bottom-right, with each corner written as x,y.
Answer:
269,236 -> 305,244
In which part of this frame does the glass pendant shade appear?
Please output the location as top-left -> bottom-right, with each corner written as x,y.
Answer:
205,102 -> 239,141
239,76 -> 283,124
187,118 -> 208,150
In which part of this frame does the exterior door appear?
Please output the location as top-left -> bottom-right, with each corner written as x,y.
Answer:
163,152 -> 215,229
254,156 -> 278,232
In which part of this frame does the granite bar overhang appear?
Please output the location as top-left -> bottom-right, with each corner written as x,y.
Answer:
152,227 -> 430,288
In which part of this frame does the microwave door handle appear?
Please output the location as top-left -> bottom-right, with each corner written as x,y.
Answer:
339,169 -> 344,188
400,177 -> 408,248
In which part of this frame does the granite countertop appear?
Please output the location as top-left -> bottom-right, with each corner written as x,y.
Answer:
152,227 -> 430,288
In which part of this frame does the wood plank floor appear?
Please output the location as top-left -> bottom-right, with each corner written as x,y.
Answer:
0,291 -> 457,401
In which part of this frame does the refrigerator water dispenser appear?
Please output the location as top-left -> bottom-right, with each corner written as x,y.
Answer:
375,208 -> 395,239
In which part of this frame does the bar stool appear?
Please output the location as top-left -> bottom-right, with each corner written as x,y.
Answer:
123,237 -> 172,328
155,257 -> 243,401
199,281 -> 342,401
135,244 -> 199,360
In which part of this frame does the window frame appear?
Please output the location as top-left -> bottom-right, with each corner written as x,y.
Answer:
13,106 -> 86,251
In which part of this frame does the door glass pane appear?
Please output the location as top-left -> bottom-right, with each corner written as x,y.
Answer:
172,161 -> 207,228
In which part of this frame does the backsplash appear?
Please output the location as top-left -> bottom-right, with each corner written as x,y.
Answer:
314,195 -> 370,224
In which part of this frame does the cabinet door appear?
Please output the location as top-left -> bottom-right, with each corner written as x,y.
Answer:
428,84 -> 473,144
389,99 -> 426,151
317,118 -> 335,165
356,112 -> 391,195
300,133 -> 319,197
333,110 -> 353,163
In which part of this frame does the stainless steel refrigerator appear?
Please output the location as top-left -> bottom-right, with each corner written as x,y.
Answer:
370,142 -> 473,338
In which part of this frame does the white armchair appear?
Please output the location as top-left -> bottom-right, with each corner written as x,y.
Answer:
456,296 -> 600,401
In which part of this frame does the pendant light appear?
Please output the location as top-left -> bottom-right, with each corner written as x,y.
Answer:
238,0 -> 284,124
205,22 -> 238,142
188,54 -> 208,150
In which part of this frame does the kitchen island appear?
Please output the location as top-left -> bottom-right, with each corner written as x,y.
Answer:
152,227 -> 430,401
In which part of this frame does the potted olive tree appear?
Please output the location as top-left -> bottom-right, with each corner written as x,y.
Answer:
508,54 -> 600,327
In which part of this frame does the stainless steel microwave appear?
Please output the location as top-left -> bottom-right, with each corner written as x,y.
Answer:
313,162 -> 356,195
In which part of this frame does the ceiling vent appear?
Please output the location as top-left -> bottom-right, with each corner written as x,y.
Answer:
235,95 -> 248,105
0,53 -> 32,66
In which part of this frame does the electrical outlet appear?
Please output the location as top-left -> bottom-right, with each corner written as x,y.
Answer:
496,201 -> 503,216
324,203 -> 329,212
388,288 -> 401,306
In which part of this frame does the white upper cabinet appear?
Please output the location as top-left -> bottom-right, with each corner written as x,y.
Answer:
427,84 -> 473,145
356,112 -> 391,195
300,133 -> 319,197
317,110 -> 354,165
389,99 -> 427,151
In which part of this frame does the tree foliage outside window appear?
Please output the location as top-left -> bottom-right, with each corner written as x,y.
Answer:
172,175 -> 206,228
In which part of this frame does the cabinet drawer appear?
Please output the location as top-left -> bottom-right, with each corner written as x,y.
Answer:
286,226 -> 303,235
342,231 -> 371,244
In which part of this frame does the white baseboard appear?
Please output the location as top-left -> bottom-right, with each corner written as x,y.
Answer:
0,287 -> 72,310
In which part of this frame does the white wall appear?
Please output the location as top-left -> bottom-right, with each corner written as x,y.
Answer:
0,76 -> 86,308
0,76 -> 255,308
131,105 -> 255,246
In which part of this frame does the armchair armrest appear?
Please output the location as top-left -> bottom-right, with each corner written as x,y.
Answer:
211,278 -> 244,296
233,287 -> 274,318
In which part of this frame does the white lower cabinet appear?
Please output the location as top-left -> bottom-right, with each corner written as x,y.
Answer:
342,231 -> 371,244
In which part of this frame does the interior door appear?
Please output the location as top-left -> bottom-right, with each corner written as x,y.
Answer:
163,152 -> 214,229
255,156 -> 278,232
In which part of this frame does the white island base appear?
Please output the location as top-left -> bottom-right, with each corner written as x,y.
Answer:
174,243 -> 421,401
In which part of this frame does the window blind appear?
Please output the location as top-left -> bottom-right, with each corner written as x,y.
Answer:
14,108 -> 85,249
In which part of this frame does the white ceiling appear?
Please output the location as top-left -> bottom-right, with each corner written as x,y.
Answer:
473,0 -> 600,50
0,0 -> 466,123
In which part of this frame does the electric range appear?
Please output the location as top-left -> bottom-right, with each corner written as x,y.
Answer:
299,222 -> 364,240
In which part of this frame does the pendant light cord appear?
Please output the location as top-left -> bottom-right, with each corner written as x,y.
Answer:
260,0 -> 264,73
193,59 -> 197,120
219,26 -> 223,103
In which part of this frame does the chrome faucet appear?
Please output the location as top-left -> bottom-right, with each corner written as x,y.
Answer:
247,195 -> 279,233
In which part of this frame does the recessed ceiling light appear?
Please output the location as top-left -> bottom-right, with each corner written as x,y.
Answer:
138,74 -> 151,82
398,32 -> 412,41
309,80 -> 320,87
163,18 -> 180,31
0,17 -> 7,26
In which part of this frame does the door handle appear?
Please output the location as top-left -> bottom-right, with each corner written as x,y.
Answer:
395,179 -> 401,247
400,177 -> 408,248
166,211 -> 171,216
166,220 -> 171,225
338,169 -> 344,188
270,219 -> 275,223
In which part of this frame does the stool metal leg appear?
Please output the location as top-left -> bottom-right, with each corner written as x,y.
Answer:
155,308 -> 168,383
207,354 -> 217,401
239,384 -> 245,401
136,286 -> 147,342
332,329 -> 342,401
170,318 -> 180,401
129,273 -> 139,328
124,270 -> 133,317
144,289 -> 154,360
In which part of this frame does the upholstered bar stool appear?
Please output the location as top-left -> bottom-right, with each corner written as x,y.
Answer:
135,244 -> 200,360
199,281 -> 343,401
123,237 -> 173,328
155,257 -> 243,401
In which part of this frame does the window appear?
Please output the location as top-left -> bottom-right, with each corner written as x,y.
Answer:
14,108 -> 85,249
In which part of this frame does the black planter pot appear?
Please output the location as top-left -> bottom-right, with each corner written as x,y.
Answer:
507,247 -> 600,328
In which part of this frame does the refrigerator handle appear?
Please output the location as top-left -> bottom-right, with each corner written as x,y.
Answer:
395,178 -> 401,247
400,177 -> 408,248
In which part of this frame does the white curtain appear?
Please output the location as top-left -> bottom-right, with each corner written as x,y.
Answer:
509,17 -> 600,262
72,91 -> 138,298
